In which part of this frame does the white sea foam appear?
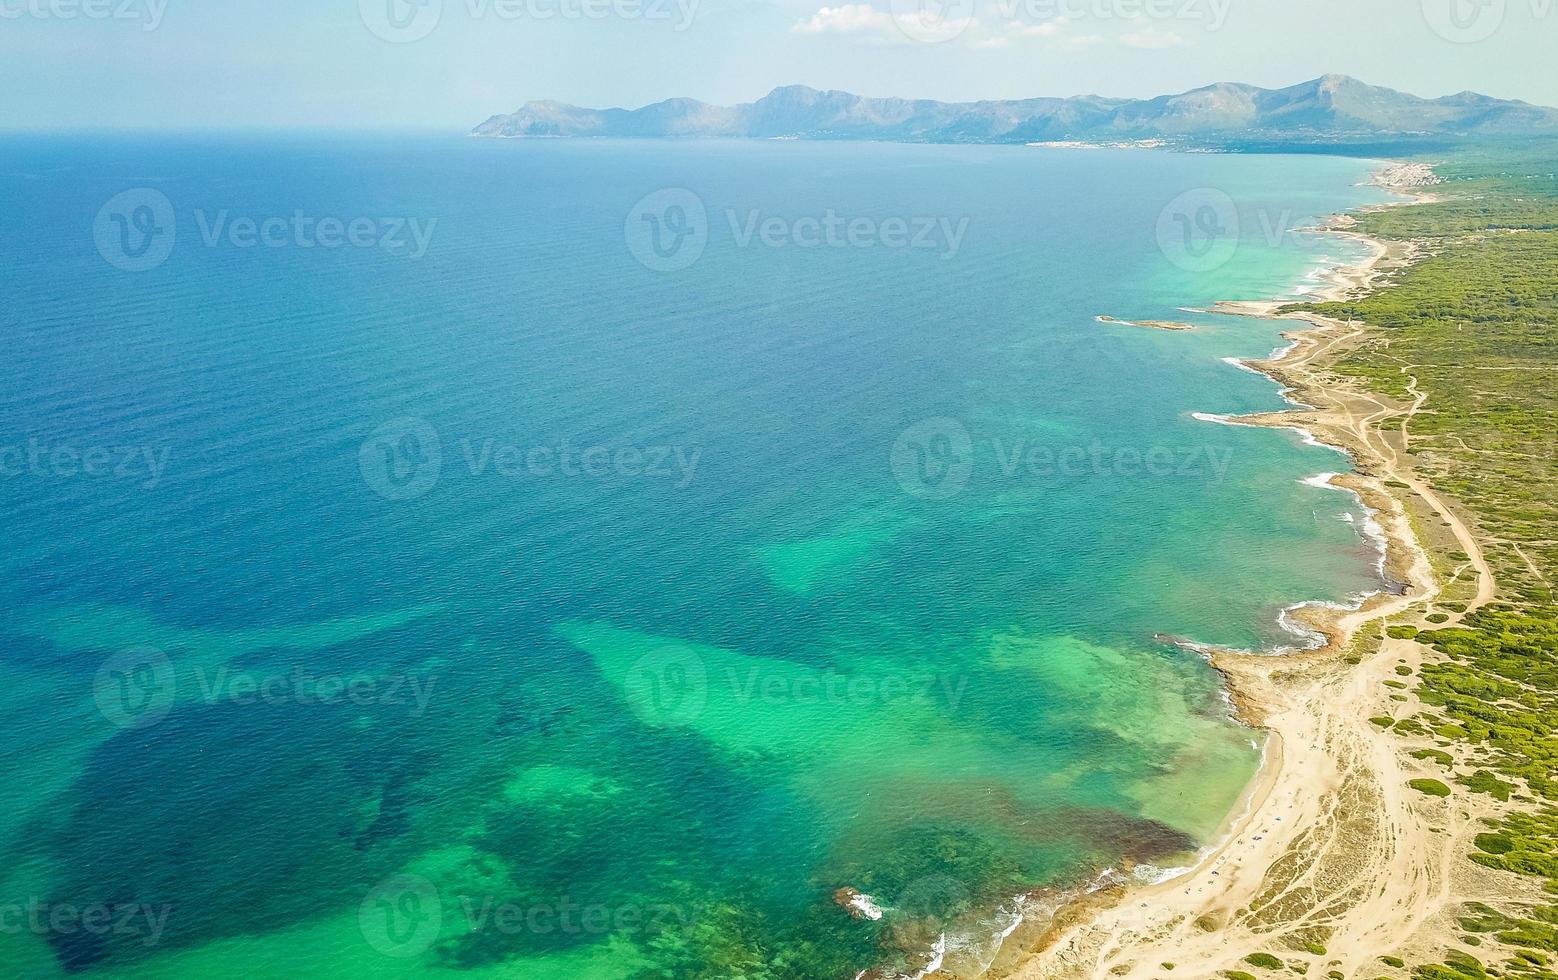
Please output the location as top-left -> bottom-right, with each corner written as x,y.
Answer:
1220,356 -> 1263,375
845,891 -> 884,921
1360,508 -> 1389,577
1181,586 -> 1384,657
1268,339 -> 1300,360
1334,484 -> 1390,575
1297,428 -> 1334,450
888,892 -> 1045,980
1190,413 -> 1343,455
1299,472 -> 1391,577
1089,868 -> 1129,892
960,900 -> 1033,976
1131,862 -> 1194,886
997,905 -> 1024,941
1278,590 -> 1390,650
906,934 -> 946,980
1186,415 -> 1392,651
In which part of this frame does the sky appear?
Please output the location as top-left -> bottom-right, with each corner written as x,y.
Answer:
1,0 -> 1555,129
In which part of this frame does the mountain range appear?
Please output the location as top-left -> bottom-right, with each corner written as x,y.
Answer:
471,75 -> 1558,145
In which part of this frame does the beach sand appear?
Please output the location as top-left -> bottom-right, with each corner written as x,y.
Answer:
995,165 -> 1536,979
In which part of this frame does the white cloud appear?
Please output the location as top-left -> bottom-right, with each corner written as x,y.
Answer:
792,5 -> 1071,48
1119,17 -> 1186,48
792,4 -> 897,35
1002,17 -> 1066,38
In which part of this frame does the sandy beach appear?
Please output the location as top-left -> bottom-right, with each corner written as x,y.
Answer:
996,164 -> 1539,979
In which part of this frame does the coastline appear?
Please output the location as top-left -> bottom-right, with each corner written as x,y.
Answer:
992,162 -> 1499,979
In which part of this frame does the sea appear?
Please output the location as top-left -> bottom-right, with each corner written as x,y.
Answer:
0,135 -> 1390,979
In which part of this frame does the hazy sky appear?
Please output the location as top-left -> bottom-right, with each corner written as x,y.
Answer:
2,0 -> 1554,129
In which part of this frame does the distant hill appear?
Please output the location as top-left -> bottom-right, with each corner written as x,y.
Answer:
472,76 -> 1558,146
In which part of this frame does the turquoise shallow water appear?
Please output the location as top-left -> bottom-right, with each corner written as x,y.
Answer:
0,137 -> 1388,978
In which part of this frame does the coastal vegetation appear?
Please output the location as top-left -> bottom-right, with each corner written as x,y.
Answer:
1286,141 -> 1558,980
